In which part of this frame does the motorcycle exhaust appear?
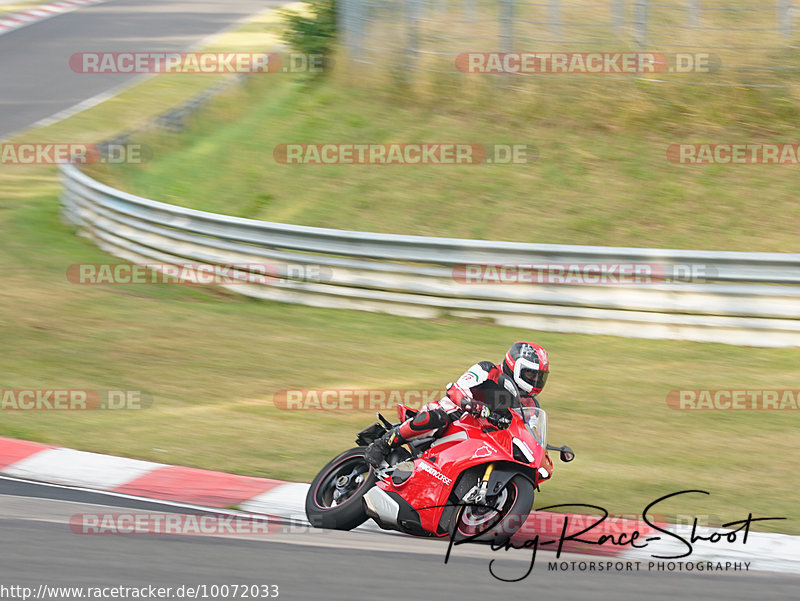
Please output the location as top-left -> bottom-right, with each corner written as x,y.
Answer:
363,487 -> 401,529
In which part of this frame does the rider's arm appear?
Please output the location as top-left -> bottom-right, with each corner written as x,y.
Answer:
446,361 -> 496,406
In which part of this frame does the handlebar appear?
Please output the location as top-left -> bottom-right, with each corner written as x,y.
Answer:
486,411 -> 511,428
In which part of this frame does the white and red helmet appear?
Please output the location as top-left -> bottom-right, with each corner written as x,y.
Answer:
502,341 -> 549,396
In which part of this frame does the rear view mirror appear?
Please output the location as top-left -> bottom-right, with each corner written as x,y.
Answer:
546,443 -> 576,462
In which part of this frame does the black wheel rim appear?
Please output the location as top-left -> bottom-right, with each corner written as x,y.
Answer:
457,482 -> 518,536
313,455 -> 371,509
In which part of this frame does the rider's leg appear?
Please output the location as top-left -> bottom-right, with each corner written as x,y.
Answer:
364,408 -> 449,467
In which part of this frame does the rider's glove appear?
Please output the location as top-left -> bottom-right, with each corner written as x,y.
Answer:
446,382 -> 470,405
461,399 -> 490,419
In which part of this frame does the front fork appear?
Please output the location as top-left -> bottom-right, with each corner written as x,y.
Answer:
464,462 -> 495,505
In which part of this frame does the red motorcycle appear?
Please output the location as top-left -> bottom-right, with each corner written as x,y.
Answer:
306,399 -> 574,543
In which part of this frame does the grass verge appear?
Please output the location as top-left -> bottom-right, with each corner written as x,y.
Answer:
86,50 -> 800,251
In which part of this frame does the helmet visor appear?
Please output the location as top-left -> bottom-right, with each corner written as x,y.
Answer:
519,368 -> 548,390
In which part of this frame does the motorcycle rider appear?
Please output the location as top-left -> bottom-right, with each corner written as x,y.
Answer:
364,341 -> 549,468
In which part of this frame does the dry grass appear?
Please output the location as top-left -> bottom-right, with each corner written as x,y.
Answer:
90,68 -> 800,251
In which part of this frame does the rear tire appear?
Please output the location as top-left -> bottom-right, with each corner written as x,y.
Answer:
453,474 -> 534,544
305,447 -> 376,530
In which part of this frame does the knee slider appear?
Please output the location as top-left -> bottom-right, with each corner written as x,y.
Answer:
409,409 -> 447,431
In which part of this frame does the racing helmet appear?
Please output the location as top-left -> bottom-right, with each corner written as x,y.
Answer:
502,341 -> 549,396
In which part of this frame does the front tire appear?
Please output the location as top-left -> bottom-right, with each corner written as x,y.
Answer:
305,447 -> 376,530
453,474 -> 534,544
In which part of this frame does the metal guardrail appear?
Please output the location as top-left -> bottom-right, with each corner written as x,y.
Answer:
60,164 -> 800,347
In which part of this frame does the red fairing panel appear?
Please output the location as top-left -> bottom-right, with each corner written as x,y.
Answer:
377,412 -> 545,535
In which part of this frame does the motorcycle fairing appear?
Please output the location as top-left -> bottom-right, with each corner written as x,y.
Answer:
375,410 -> 547,536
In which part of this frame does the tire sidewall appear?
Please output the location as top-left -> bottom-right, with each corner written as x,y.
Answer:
305,447 -> 377,530
454,474 -> 534,544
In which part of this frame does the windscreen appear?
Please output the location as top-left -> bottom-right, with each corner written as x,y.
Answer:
512,406 -> 547,449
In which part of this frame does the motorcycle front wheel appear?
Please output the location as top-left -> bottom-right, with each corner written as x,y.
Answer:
453,474 -> 534,544
305,447 -> 376,530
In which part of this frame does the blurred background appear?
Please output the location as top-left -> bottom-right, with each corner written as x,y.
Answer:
1,0 -> 798,536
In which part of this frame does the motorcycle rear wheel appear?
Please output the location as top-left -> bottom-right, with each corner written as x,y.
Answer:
305,447 -> 376,530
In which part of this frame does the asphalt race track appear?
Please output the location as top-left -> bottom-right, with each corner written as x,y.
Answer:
1,479 -> 798,601
0,0 -> 281,138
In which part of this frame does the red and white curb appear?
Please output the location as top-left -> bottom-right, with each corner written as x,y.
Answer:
1,436 -> 797,573
0,0 -> 108,37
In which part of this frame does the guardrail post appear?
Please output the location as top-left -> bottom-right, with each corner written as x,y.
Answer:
337,0 -> 348,56
549,0 -> 562,38
500,0 -> 514,53
406,0 -> 420,74
633,0 -> 648,48
463,0 -> 476,21
687,0 -> 700,29
612,0 -> 626,35
778,0 -> 793,38
351,0 -> 364,59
